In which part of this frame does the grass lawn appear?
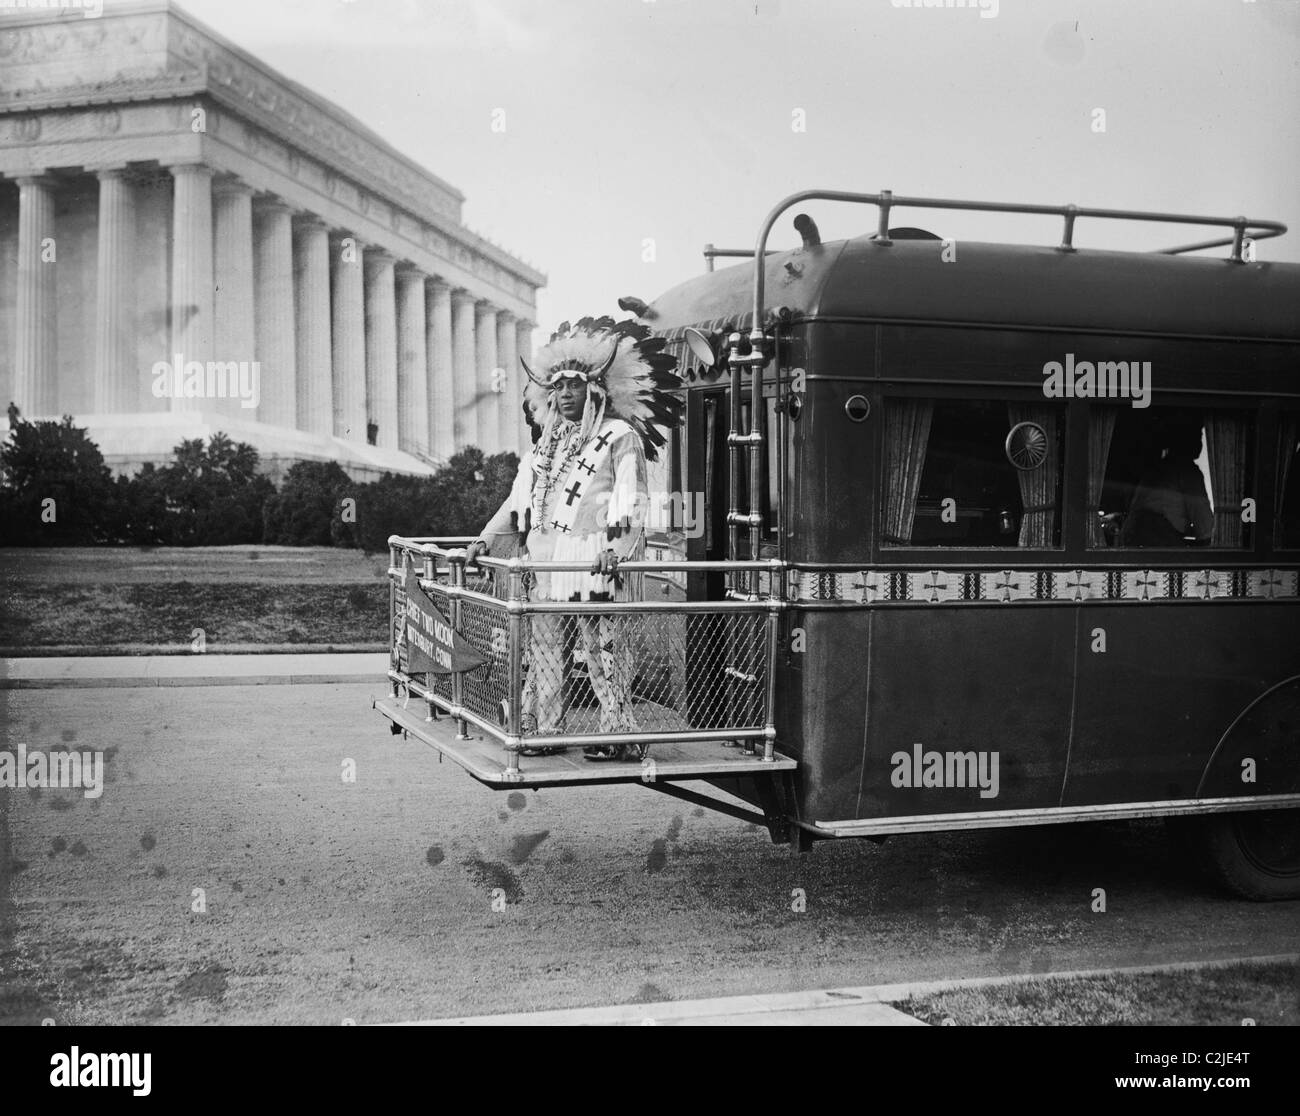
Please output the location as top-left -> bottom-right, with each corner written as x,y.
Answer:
892,960 -> 1300,1026
0,547 -> 392,651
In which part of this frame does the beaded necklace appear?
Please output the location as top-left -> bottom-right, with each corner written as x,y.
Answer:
531,417 -> 585,529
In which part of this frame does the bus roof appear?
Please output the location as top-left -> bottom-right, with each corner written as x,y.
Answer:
647,235 -> 1300,343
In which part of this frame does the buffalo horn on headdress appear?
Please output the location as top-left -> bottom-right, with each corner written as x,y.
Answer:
519,355 -> 547,386
592,337 -> 619,381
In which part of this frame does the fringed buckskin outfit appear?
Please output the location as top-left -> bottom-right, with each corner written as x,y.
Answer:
474,317 -> 681,754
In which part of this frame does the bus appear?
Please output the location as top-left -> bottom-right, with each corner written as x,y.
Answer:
378,188 -> 1300,900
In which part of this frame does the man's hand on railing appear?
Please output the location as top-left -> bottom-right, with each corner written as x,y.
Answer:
591,548 -> 623,589
464,539 -> 489,567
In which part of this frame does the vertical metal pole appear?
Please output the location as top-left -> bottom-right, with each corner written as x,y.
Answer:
762,568 -> 781,763
876,189 -> 893,244
389,543 -> 400,698
1230,220 -> 1246,263
747,326 -> 766,597
726,331 -> 743,591
724,333 -> 745,741
1058,205 -> 1078,252
450,553 -> 470,740
505,562 -> 523,778
422,549 -> 436,721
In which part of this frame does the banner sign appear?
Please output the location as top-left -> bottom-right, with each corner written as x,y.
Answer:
403,569 -> 488,674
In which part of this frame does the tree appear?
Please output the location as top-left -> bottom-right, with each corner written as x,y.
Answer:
110,463 -> 170,545
0,413 -> 117,544
352,471 -> 433,553
151,433 -> 274,545
262,460 -> 357,547
427,448 -> 520,535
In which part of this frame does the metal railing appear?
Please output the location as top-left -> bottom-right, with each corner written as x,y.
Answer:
713,188 -> 1287,282
386,536 -> 785,780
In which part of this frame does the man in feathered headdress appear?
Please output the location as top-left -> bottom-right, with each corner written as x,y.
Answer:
466,317 -> 682,761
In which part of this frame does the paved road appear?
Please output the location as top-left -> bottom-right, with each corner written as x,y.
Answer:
2,682 -> 1297,1025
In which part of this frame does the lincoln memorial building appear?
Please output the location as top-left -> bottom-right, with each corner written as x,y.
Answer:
0,1 -> 545,479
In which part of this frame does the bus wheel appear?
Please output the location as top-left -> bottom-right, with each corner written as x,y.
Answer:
1190,810 -> 1300,901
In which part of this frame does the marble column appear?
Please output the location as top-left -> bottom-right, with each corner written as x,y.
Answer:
495,310 -> 518,457
516,318 -> 536,452
450,289 -> 478,450
475,302 -> 500,455
253,198 -> 297,429
425,279 -> 454,460
93,167 -> 136,414
14,175 -> 58,416
396,265 -> 429,456
364,248 -> 398,450
212,178 -> 255,420
293,215 -> 333,436
330,232 -> 366,442
167,163 -> 214,412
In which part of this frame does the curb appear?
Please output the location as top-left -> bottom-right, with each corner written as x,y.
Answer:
0,644 -> 386,658
391,954 -> 1299,1027
1,673 -> 384,689
1,652 -> 391,690
826,952 -> 1300,1008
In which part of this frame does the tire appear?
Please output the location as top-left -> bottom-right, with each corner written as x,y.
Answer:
1171,810 -> 1300,901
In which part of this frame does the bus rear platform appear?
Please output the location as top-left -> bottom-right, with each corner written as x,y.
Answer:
374,691 -> 797,790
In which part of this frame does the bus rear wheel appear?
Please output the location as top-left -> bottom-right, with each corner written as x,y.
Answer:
1175,810 -> 1300,901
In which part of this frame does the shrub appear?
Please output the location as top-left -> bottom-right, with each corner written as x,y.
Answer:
262,460 -> 357,547
0,413 -> 117,544
148,434 -> 274,545
349,447 -> 519,552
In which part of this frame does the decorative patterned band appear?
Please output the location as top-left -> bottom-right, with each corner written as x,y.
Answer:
792,567 -> 1300,604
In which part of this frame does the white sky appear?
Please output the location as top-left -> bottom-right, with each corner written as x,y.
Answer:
162,0 -> 1300,328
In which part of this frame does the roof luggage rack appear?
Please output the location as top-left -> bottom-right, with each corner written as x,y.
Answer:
705,187 -> 1288,274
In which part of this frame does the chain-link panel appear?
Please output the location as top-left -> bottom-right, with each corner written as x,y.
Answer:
457,597 -> 511,722
517,609 -> 767,736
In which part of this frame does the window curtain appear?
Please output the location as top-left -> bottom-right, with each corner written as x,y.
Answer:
883,399 -> 933,545
1086,407 -> 1117,547
1204,413 -> 1249,547
1007,404 -> 1060,548
1278,412 -> 1299,524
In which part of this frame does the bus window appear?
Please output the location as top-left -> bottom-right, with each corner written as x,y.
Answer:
1091,405 -> 1256,549
882,398 -> 1064,548
1278,409 -> 1300,550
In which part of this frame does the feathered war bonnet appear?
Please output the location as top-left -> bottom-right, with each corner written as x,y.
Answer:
520,316 -> 683,461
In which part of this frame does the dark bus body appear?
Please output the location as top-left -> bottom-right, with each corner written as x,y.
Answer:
650,220 -> 1299,893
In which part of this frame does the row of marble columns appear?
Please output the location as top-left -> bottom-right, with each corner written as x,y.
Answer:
10,164 -> 533,460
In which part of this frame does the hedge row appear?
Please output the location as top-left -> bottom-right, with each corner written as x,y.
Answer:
0,414 -> 518,551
